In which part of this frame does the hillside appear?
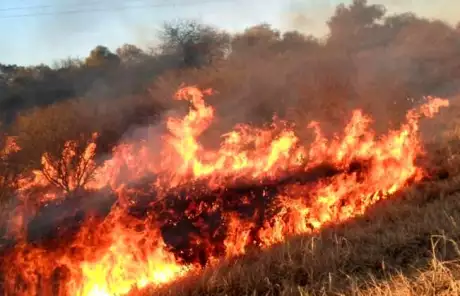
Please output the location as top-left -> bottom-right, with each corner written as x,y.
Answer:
2,1 -> 460,295
145,98 -> 460,296
143,98 -> 460,295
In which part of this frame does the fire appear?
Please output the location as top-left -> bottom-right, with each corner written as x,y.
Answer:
62,210 -> 191,296
0,86 -> 449,295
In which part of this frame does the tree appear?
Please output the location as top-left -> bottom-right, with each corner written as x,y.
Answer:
116,44 -> 147,64
159,20 -> 230,68
327,0 -> 386,50
85,45 -> 120,68
274,31 -> 320,53
38,133 -> 98,194
231,23 -> 281,54
11,100 -> 96,170
52,57 -> 83,70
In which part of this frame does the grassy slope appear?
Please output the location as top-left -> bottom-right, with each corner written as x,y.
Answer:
137,99 -> 460,296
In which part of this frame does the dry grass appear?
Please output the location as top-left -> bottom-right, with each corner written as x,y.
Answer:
134,99 -> 460,296
344,261 -> 460,296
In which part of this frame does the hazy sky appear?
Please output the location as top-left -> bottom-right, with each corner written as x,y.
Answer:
1,0 -> 459,66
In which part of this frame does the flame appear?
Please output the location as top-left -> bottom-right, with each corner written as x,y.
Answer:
3,209 -> 192,296
62,210 -> 192,296
0,86 -> 449,296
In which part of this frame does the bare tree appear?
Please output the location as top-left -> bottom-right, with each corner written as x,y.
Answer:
159,20 -> 230,68
116,43 -> 147,64
39,133 -> 98,194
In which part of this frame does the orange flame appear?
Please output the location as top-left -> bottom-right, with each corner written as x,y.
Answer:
1,86 -> 449,296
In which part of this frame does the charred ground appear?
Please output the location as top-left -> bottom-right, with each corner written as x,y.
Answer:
1,162 -> 348,263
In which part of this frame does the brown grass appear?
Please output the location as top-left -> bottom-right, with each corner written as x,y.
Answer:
133,99 -> 460,296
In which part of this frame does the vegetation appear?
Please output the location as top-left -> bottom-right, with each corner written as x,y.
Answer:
144,98 -> 460,296
2,0 -> 460,294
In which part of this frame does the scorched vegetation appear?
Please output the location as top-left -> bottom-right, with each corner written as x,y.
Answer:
1,1 -> 460,295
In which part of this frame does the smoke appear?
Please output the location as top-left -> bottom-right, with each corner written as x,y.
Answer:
4,1 -> 460,170
284,0 -> 460,36
283,0 -> 337,36
191,0 -> 460,137
370,0 -> 460,25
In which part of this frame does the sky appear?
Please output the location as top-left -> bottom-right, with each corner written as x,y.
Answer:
1,0 -> 459,66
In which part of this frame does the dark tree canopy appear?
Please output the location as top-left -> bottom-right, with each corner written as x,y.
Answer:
85,46 -> 120,68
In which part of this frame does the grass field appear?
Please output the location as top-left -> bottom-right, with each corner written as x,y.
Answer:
132,98 -> 460,296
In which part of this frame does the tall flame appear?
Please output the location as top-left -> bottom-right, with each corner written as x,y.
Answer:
0,86 -> 449,296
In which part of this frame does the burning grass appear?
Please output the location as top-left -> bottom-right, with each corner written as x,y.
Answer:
144,170 -> 460,296
0,86 -> 454,295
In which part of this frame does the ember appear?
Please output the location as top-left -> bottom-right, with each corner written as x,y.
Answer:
0,86 -> 449,296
